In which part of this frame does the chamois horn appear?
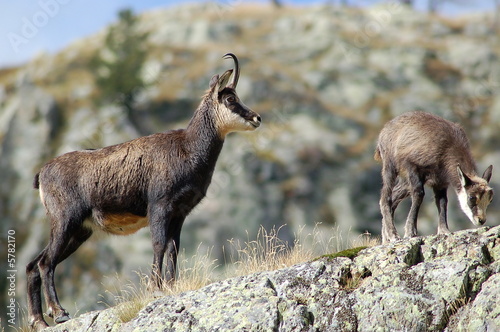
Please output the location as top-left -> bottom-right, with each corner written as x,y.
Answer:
223,53 -> 240,89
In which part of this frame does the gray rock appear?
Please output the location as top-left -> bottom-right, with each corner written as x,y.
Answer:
45,226 -> 500,331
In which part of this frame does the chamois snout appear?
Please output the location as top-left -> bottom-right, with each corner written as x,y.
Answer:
232,100 -> 261,129
249,114 -> 262,128
215,92 -> 261,135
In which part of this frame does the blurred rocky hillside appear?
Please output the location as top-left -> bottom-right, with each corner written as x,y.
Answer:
1,2 -> 500,327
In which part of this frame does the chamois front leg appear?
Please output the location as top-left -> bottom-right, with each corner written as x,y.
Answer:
149,203 -> 187,290
434,188 -> 450,235
149,204 -> 171,291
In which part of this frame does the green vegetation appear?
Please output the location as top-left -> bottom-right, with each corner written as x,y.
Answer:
90,8 -> 149,113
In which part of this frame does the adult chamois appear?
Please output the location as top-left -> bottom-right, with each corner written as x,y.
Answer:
27,53 -> 261,330
375,111 -> 493,244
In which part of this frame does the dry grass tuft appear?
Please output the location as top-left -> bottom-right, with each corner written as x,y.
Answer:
352,231 -> 381,248
224,226 -> 304,277
104,272 -> 154,323
161,245 -> 219,296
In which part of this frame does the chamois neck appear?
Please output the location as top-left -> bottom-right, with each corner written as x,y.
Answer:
185,100 -> 224,155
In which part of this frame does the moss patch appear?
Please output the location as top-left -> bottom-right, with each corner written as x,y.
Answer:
314,246 -> 368,262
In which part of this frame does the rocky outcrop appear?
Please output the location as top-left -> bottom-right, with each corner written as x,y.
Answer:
46,226 -> 500,331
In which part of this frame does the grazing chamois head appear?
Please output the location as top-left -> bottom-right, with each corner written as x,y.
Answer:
456,164 -> 493,226
26,53 -> 261,330
375,111 -> 493,243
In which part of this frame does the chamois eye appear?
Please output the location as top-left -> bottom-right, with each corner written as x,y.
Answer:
226,96 -> 235,103
469,195 -> 477,205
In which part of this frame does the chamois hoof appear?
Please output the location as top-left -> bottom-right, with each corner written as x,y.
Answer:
47,307 -> 70,323
54,313 -> 71,324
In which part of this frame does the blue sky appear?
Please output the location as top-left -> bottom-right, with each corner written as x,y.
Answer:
0,0 -> 495,68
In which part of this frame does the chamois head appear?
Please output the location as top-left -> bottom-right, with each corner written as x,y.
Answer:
208,53 -> 261,137
457,164 -> 494,225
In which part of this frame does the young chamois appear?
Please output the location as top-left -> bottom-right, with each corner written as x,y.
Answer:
375,111 -> 493,244
27,53 -> 261,330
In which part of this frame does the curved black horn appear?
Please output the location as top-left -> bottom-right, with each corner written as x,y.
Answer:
223,53 -> 240,89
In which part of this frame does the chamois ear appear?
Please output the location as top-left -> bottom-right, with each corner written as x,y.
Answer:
210,69 -> 233,95
482,165 -> 493,182
457,164 -> 473,187
209,75 -> 219,89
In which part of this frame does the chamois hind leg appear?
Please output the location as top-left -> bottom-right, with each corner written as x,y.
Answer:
27,222 -> 92,329
379,160 -> 400,243
404,170 -> 425,238
40,220 -> 92,324
433,187 -> 450,235
27,249 -> 49,330
391,178 -> 410,215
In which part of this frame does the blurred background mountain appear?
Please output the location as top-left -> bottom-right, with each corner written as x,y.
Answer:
2,0 -> 500,328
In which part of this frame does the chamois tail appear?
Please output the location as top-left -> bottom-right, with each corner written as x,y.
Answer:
374,147 -> 382,162
33,173 -> 40,189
